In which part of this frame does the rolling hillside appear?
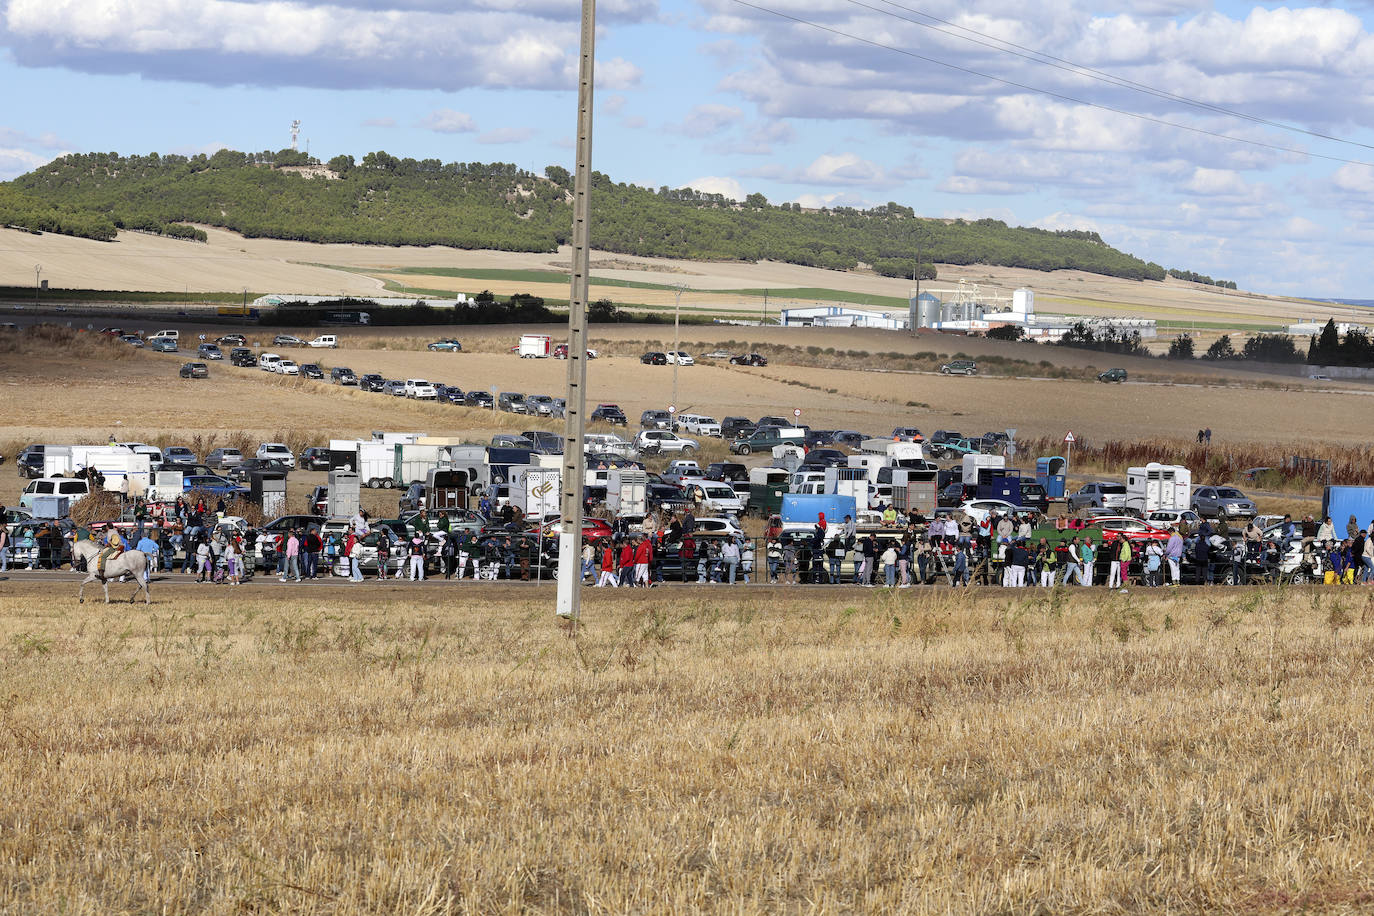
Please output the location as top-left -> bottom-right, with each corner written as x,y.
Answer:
2,149 -> 1192,284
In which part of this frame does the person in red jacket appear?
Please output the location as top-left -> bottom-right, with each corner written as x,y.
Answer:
634,534 -> 653,586
597,540 -> 617,587
618,539 -> 635,586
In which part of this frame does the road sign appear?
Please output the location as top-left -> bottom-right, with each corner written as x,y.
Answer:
793,408 -> 802,418
1064,431 -> 1076,443
668,405 -> 676,413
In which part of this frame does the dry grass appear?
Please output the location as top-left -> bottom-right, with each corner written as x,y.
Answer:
2,583 -> 1374,912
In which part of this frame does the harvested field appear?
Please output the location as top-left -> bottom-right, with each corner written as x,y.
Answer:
2,582 -> 1374,911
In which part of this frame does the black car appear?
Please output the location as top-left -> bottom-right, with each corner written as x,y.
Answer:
359,374 -> 386,392
436,384 -> 465,404
299,447 -> 331,471
179,362 -> 209,379
1019,482 -> 1049,513
721,417 -> 753,439
300,363 -> 324,380
831,430 -> 867,450
217,334 -> 247,346
705,462 -> 748,482
640,352 -> 668,365
591,405 -> 627,426
227,457 -> 293,481
330,366 -> 357,385
230,347 -> 256,367
647,483 -> 692,513
464,390 -> 495,408
730,353 -> 768,366
799,449 -> 847,468
17,445 -> 44,479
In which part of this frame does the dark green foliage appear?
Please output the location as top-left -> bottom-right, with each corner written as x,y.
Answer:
0,185 -> 118,241
588,298 -> 627,322
261,295 -> 556,327
1167,268 -> 1237,289
1304,319 -> 1374,367
1166,335 -> 1195,359
7,150 -> 1173,281
1056,322 -> 1147,356
985,324 -> 1025,341
1238,333 -> 1301,363
1204,335 -> 1236,360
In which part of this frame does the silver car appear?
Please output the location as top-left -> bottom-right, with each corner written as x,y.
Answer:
1191,485 -> 1258,520
1066,482 -> 1127,512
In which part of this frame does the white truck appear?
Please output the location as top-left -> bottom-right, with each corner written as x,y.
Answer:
308,335 -> 338,348
1126,463 -> 1192,514
519,334 -> 551,358
404,379 -> 438,400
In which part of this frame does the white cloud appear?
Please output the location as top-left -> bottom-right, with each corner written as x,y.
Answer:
1332,163 -> 1374,196
0,146 -> 57,179
800,153 -> 892,187
683,175 -> 743,200
794,191 -> 872,209
675,104 -> 742,137
0,0 -> 658,91
595,57 -> 643,90
1182,167 -> 1252,197
937,176 -> 1025,195
476,127 -> 536,144
417,109 -> 477,134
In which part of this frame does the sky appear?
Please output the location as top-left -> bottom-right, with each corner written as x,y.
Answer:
3,0 -> 1374,297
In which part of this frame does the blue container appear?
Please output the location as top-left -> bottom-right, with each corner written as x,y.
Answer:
1036,456 -> 1067,499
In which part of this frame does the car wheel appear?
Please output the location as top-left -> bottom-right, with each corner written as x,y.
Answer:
1289,570 -> 1311,585
681,446 -> 695,455
367,477 -> 381,489
737,445 -> 751,456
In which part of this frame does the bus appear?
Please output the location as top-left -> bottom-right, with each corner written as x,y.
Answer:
321,310 -> 371,326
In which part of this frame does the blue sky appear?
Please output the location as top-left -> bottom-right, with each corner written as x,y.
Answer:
4,0 -> 1374,297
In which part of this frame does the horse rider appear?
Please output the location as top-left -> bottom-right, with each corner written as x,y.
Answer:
98,527 -> 127,576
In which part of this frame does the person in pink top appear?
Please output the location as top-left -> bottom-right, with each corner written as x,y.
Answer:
281,530 -> 302,582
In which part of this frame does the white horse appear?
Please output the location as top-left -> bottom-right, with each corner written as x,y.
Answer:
71,537 -> 151,604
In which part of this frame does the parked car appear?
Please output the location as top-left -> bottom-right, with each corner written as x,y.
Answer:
382,380 -> 407,397
729,353 -> 768,366
272,334 -> 306,347
464,390 -> 495,408
1019,482 -> 1049,513
197,343 -> 223,360
227,458 -> 293,482
957,499 -> 1021,524
163,446 -> 198,465
591,405 -> 627,426
427,339 -> 463,352
525,394 -> 556,415
359,374 -> 385,392
149,338 -> 177,353
179,362 -> 209,379
640,352 -> 668,365
300,363 -> 324,380
277,359 -> 300,376
1192,485 -> 1258,520
721,416 -> 754,439
118,335 -> 144,348
230,347 -> 256,367
498,392 -> 527,413
435,384 -> 465,404
404,379 -> 438,399
891,426 -> 924,441
182,475 -> 250,498
1067,482 -> 1128,511
1098,368 -> 1128,383
940,359 -> 977,375
330,366 -> 357,385
299,446 -> 331,471
666,351 -> 695,365
1144,509 -> 1204,530
634,430 -> 699,454
705,349 -> 734,359
640,409 -> 673,429
217,334 -> 246,346
256,442 -> 296,469
206,448 -> 244,469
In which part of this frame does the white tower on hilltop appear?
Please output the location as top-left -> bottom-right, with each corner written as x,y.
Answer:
290,120 -> 301,151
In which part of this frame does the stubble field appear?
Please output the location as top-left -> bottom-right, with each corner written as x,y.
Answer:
3,581 -> 1374,912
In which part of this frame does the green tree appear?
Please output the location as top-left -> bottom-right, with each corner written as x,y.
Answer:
1166,335 -> 1195,359
1309,318 -> 1340,365
985,325 -> 1024,341
1205,335 -> 1235,360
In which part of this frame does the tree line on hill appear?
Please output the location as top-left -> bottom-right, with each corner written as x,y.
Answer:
0,148 -> 1222,284
1042,317 -> 1374,367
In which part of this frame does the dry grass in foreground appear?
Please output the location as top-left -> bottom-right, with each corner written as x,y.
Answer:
3,582 -> 1374,913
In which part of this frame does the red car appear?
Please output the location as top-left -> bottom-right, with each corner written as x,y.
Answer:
539,517 -> 614,542
1089,516 -> 1172,544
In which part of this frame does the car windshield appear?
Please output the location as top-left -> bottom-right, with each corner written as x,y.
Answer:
1216,488 -> 1245,498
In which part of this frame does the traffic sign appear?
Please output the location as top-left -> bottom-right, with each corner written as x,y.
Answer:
793,408 -> 802,418
668,405 -> 676,413
1064,431 -> 1076,443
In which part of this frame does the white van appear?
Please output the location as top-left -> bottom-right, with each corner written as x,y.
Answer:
258,352 -> 282,371
308,335 -> 338,348
20,477 -> 91,508
147,329 -> 179,342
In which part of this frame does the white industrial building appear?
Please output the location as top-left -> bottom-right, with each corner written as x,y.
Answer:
1287,320 -> 1371,337
778,305 -> 909,330
909,284 -> 1156,340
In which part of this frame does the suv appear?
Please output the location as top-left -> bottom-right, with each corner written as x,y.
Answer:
525,394 -> 556,415
256,442 -> 296,469
197,343 -> 223,360
729,353 -> 768,366
940,359 -> 977,375
498,392 -> 527,413
330,367 -> 357,385
705,462 -> 748,482
591,404 -> 627,426
1098,368 -> 1128,383
299,447 -> 331,471
179,362 -> 209,379
230,347 -> 256,367
272,334 -> 306,347
634,430 -> 699,454
640,409 -> 673,429
404,379 -> 438,399
640,352 -> 668,365
359,374 -> 386,392
1191,486 -> 1258,520
464,390 -> 495,408
729,427 -> 805,456
721,416 -> 753,439
17,445 -> 45,479
1067,482 -> 1127,511
891,427 -> 924,441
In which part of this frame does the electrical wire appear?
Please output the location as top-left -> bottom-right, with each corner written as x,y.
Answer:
854,0 -> 1374,153
728,0 -> 1374,168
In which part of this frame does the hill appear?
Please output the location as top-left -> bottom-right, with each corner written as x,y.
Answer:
3,148 -> 1186,283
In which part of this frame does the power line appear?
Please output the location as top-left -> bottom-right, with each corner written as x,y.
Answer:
854,0 -> 1374,153
728,0 -> 1374,169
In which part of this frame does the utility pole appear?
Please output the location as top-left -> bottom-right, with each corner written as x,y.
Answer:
672,284 -> 683,412
34,264 -> 41,304
556,0 -> 596,621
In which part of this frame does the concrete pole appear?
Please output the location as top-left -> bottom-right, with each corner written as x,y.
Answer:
556,0 -> 596,620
